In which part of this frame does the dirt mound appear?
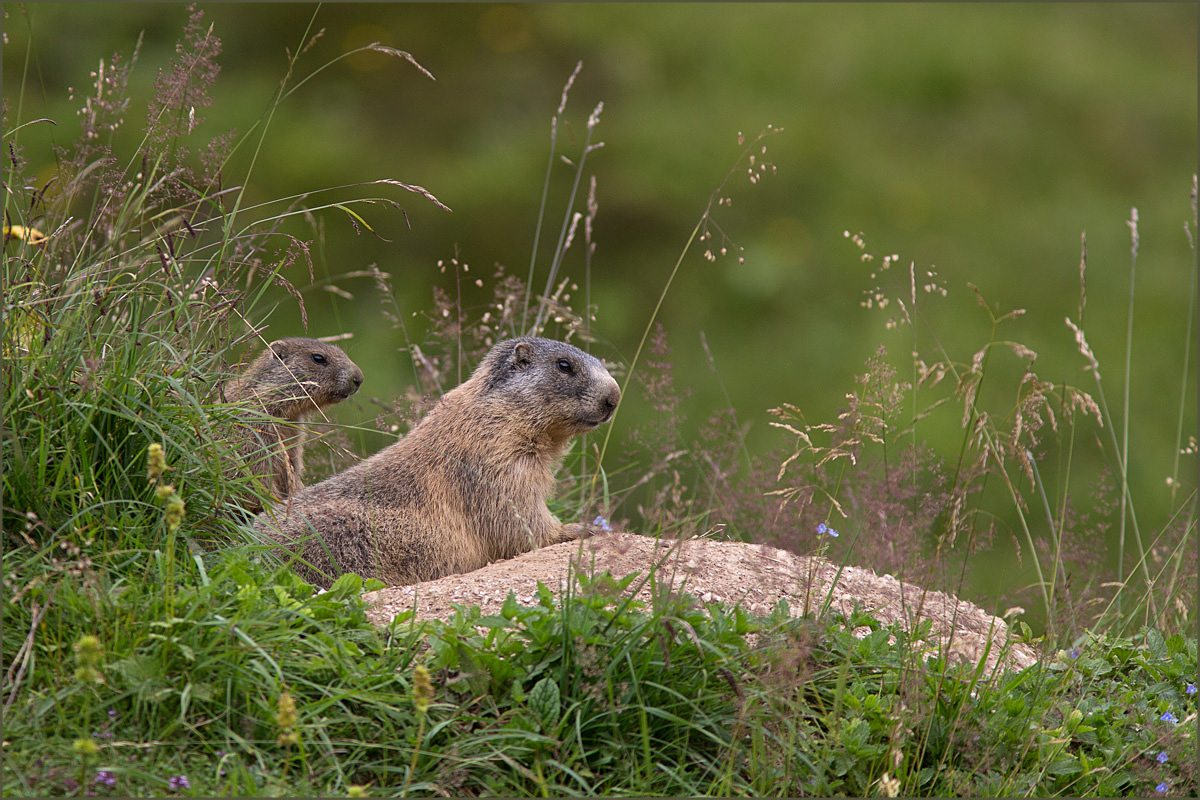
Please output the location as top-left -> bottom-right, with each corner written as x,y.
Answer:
363,532 -> 1039,676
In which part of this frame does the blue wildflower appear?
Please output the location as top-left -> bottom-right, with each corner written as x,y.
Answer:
168,775 -> 190,791
1160,711 -> 1178,724
1157,751 -> 1169,764
1069,647 -> 1081,659
817,522 -> 840,538
1156,782 -> 1169,794
591,515 -> 613,532
1187,683 -> 1196,695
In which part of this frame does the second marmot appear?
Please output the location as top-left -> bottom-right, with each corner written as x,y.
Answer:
222,337 -> 364,512
253,337 -> 621,588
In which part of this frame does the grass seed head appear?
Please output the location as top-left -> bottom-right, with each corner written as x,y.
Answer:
413,664 -> 434,714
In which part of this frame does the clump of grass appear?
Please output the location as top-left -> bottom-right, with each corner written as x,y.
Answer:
651,194 -> 1197,646
2,6 -> 443,792
6,6 -> 243,571
2,4 -> 446,539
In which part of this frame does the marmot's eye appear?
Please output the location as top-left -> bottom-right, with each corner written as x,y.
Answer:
556,359 -> 573,374
311,353 -> 327,365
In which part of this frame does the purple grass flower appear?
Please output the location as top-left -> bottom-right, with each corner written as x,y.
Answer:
94,770 -> 116,787
168,775 -> 190,791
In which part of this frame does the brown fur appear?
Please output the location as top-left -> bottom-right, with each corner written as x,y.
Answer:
222,337 -> 364,512
253,337 -> 621,588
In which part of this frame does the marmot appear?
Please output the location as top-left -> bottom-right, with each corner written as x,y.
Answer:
253,337 -> 621,588
221,337 -> 364,513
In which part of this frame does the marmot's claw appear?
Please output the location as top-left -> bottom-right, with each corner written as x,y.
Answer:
558,522 -> 588,542
565,521 -> 613,541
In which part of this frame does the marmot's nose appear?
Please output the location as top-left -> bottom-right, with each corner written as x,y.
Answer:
601,385 -> 620,416
349,366 -> 364,391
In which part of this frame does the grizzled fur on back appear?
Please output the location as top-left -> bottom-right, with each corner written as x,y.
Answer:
222,337 -> 364,513
253,337 -> 621,588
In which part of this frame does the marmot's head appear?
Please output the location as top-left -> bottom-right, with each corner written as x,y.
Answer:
264,338 -> 364,413
477,337 -> 620,437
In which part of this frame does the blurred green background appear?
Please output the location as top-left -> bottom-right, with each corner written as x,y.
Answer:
5,3 -> 1196,596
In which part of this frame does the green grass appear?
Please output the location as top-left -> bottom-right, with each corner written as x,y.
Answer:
4,551 -> 1196,796
3,8 -> 1196,797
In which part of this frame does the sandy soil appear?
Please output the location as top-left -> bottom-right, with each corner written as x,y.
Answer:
362,532 -> 1039,676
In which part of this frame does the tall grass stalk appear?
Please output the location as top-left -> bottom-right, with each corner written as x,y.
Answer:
529,105 -> 604,334
522,62 -> 582,329
1170,178 -> 1198,504
213,9 -> 442,291
1067,250 -> 1157,623
1117,207 -> 1140,617
589,126 -> 782,500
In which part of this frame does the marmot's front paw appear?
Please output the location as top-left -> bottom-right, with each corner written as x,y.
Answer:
558,522 -> 589,542
562,515 -> 614,542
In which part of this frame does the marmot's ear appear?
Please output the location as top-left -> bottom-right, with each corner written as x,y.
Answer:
512,341 -> 535,369
268,341 -> 286,362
